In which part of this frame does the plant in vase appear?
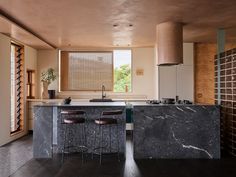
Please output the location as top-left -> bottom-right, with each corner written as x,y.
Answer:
41,68 -> 57,99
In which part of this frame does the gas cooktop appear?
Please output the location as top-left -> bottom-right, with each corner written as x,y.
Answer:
146,99 -> 192,105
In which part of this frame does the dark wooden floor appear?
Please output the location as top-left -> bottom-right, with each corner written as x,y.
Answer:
0,135 -> 32,177
1,135 -> 236,177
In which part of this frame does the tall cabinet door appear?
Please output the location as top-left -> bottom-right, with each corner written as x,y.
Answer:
159,66 -> 177,99
177,65 -> 194,101
159,65 -> 193,101
158,43 -> 194,101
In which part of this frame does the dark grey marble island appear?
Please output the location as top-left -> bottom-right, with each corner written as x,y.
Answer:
132,102 -> 220,159
33,102 -> 126,158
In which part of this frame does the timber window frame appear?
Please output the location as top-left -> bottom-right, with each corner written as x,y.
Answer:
10,42 -> 24,134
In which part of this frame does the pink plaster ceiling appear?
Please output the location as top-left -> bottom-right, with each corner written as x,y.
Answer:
0,0 -> 236,49
0,15 -> 53,49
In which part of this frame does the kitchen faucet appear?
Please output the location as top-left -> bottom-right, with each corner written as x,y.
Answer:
102,85 -> 106,99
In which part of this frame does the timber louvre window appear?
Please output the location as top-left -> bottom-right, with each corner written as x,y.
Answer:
10,42 -> 24,134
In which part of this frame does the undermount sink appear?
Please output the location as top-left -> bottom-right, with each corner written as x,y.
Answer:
89,98 -> 113,102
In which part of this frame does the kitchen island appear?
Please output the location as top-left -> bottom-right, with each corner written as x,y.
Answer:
33,102 -> 126,158
132,102 -> 220,159
33,101 -> 221,160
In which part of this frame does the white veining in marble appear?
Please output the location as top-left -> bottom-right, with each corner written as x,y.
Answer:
144,115 -> 154,120
171,129 -> 213,158
176,106 -> 184,112
185,107 -> 197,112
133,104 -> 220,159
154,115 -> 165,119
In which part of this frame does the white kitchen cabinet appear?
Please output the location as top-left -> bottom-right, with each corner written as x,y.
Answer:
158,43 -> 194,101
159,66 -> 177,99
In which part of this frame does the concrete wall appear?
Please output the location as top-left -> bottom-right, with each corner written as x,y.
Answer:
25,46 -> 38,131
37,48 -> 156,99
37,49 -> 58,97
25,46 -> 38,97
37,45 -> 194,100
131,48 -> 155,99
0,33 -> 37,146
0,33 -> 12,146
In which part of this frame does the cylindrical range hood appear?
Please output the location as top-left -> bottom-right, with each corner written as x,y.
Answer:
156,22 -> 183,66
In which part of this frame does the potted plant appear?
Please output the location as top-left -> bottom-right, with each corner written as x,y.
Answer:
41,68 -> 57,99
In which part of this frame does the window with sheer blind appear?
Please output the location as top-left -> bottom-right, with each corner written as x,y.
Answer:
60,51 -> 113,91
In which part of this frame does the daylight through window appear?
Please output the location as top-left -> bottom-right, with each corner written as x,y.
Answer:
60,50 -> 132,92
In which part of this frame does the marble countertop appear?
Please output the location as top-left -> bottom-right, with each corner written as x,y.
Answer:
32,100 -> 217,107
27,98 -> 148,102
33,101 -> 126,107
130,102 -> 216,106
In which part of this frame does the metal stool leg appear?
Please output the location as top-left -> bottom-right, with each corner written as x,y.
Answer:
92,124 -> 97,160
62,124 -> 67,164
116,124 -> 120,162
83,122 -> 87,148
80,124 -> 84,163
82,123 -> 86,162
109,125 -> 111,153
68,125 -> 72,153
99,125 -> 103,164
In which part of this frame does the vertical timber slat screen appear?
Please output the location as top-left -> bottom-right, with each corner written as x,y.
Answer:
215,48 -> 236,156
61,51 -> 113,91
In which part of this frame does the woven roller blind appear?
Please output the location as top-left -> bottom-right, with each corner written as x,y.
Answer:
61,51 -> 113,91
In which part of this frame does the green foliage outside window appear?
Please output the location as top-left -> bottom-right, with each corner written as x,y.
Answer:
114,64 -> 131,92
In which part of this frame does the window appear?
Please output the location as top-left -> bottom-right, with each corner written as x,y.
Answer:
60,50 -> 132,92
113,50 -> 132,92
11,43 -> 24,134
60,51 -> 113,91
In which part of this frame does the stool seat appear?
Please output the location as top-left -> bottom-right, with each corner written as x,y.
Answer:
64,117 -> 85,124
102,110 -> 123,115
95,118 -> 117,125
61,110 -> 86,115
